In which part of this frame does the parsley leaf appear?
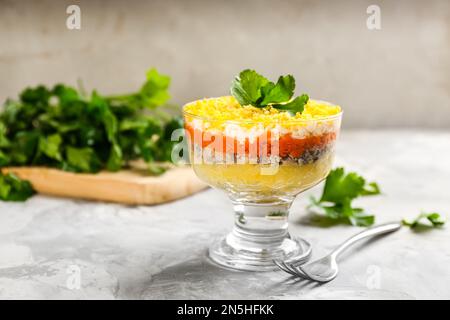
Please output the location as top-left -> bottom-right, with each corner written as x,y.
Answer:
106,144 -> 123,172
402,212 -> 446,229
0,122 -> 10,148
107,68 -> 171,109
230,69 -> 308,114
259,75 -> 295,106
37,134 -> 63,162
0,172 -> 35,201
309,167 -> 381,226
231,69 -> 269,106
273,94 -> 309,114
65,146 -> 102,173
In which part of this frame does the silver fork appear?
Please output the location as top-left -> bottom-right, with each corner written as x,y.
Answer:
274,222 -> 402,282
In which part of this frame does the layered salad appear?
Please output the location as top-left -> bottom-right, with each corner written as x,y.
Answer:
183,70 -> 342,199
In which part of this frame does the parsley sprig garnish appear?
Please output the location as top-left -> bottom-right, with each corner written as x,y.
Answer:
309,167 -> 381,226
231,69 -> 309,114
309,167 -> 447,229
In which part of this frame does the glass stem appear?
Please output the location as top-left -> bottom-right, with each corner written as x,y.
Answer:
227,199 -> 293,251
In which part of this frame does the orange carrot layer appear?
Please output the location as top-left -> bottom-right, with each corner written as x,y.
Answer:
185,124 -> 336,158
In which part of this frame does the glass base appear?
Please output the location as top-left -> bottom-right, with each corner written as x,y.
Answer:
208,234 -> 312,272
208,198 -> 312,271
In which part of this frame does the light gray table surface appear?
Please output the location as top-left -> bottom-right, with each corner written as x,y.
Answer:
0,130 -> 449,300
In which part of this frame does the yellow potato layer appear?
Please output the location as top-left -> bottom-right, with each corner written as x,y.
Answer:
192,151 -> 334,197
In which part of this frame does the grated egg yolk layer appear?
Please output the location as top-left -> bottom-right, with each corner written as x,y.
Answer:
183,96 -> 341,125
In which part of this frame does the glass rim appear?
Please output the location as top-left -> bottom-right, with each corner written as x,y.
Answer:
182,97 -> 343,124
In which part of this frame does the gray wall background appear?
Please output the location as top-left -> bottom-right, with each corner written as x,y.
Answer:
0,0 -> 448,129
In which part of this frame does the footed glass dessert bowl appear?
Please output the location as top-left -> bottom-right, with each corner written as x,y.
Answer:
183,96 -> 342,271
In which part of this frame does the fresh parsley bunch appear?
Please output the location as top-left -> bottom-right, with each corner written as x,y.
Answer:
231,69 -> 309,114
309,167 -> 381,226
0,68 -> 182,175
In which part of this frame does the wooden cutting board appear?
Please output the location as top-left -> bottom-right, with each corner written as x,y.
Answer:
2,166 -> 207,205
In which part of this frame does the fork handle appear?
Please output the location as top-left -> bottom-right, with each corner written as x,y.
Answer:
331,222 -> 402,259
